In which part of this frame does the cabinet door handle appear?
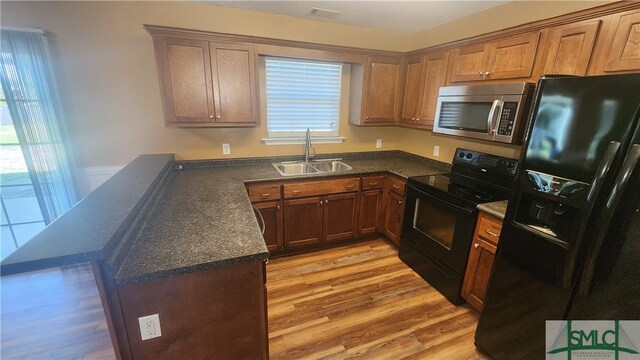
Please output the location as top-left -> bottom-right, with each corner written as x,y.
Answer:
209,115 -> 214,119
392,184 -> 400,189
485,229 -> 499,237
345,184 -> 354,190
484,71 -> 491,78
216,115 -> 222,119
260,193 -> 270,198
368,182 -> 378,186
474,243 -> 480,248
478,72 -> 483,77
292,190 -> 301,195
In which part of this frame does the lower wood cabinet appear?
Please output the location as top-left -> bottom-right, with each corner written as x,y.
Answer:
358,189 -> 383,235
382,176 -> 407,246
283,196 -> 324,248
462,211 -> 503,313
323,192 -> 358,242
253,200 -> 283,252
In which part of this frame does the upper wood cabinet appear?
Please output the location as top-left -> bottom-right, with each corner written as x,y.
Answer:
152,36 -> 259,127
543,20 -> 601,76
601,10 -> 640,73
351,56 -> 403,125
449,32 -> 540,83
400,51 -> 449,129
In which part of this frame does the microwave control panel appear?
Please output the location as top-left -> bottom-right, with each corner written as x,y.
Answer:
497,102 -> 519,136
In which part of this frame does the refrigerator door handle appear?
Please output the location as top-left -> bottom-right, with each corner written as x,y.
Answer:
587,141 -> 621,202
578,144 -> 640,295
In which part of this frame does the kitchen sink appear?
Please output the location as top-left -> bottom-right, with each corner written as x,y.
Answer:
272,159 -> 353,176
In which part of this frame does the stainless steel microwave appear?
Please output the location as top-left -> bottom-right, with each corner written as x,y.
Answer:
433,82 -> 535,144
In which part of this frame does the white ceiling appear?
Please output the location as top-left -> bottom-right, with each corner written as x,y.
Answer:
206,1 -> 510,33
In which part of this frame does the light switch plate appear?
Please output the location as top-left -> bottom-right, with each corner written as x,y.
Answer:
376,139 -> 382,149
222,143 -> 231,155
433,145 -> 440,157
138,314 -> 162,341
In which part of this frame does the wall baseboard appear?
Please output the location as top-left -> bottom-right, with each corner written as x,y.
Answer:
76,165 -> 124,198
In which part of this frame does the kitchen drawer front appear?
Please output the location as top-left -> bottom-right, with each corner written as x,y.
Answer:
283,177 -> 361,198
476,212 -> 503,245
387,176 -> 406,195
361,175 -> 386,190
247,183 -> 281,202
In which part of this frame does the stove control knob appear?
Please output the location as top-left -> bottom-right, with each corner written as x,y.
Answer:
458,152 -> 466,158
465,153 -> 473,159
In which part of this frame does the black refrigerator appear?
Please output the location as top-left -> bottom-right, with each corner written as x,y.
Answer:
475,74 -> 640,359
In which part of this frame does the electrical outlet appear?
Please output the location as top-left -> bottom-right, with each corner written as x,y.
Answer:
138,314 -> 162,341
222,143 -> 231,155
433,145 -> 440,157
376,139 -> 382,149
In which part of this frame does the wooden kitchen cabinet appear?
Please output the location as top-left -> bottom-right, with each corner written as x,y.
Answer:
351,56 -> 403,125
543,20 -> 601,76
400,56 -> 425,124
283,196 -> 324,248
358,175 -> 386,235
462,211 -> 503,313
253,200 -> 283,252
151,34 -> 259,127
382,176 -> 407,246
449,32 -> 540,83
324,193 -> 359,242
600,10 -> 640,73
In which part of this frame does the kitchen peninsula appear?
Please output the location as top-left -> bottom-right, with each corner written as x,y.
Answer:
1,151 -> 449,359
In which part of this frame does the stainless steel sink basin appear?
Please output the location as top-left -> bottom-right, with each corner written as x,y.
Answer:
309,160 -> 353,173
274,162 -> 319,176
272,159 -> 353,176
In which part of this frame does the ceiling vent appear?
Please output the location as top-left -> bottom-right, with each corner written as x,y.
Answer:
307,7 -> 341,19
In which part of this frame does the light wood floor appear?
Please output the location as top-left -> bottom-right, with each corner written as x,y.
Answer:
1,239 -> 487,359
267,239 -> 488,359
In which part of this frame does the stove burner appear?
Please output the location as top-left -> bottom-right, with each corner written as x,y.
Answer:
455,188 -> 492,201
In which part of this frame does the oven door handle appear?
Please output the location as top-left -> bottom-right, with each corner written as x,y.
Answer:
411,186 -> 474,216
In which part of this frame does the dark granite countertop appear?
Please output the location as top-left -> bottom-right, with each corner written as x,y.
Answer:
477,200 -> 509,220
2,151 -> 450,285
115,151 -> 450,284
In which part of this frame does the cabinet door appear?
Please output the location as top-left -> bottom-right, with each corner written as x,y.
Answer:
461,238 -> 497,313
210,43 -> 259,124
323,193 -> 358,242
400,57 -> 424,124
418,51 -> 449,128
544,20 -> 601,76
383,190 -> 405,246
358,189 -> 383,235
486,32 -> 540,80
283,197 -> 323,248
603,11 -> 640,73
449,43 -> 491,83
363,57 -> 402,124
253,201 -> 283,252
155,37 -> 215,125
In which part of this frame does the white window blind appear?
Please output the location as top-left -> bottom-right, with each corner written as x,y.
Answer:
265,57 -> 342,138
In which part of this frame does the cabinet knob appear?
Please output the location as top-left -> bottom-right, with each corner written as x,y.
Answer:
484,71 -> 490,77
276,205 -> 281,210
474,243 -> 480,248
320,200 -> 324,204
398,200 -> 403,205
325,199 -> 329,204
365,116 -> 369,120
209,115 -> 214,119
478,72 -> 483,77
216,115 -> 222,119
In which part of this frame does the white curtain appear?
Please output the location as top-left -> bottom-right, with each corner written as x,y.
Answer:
0,29 -> 77,222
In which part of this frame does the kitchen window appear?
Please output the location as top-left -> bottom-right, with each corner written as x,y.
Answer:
262,57 -> 345,145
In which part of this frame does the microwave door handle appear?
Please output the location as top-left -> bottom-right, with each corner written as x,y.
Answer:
487,100 -> 502,134
577,143 -> 640,296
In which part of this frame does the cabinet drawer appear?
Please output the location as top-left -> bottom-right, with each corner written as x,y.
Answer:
388,177 -> 406,195
284,177 -> 361,198
247,183 -> 281,202
361,175 -> 386,190
477,212 -> 503,245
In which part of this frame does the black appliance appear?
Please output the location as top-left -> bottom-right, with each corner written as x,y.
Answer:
399,148 -> 518,305
475,74 -> 640,359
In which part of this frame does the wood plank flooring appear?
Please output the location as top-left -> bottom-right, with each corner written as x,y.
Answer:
267,239 -> 488,359
1,239 -> 488,359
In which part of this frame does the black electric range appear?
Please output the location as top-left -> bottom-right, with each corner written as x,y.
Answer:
399,148 -> 518,304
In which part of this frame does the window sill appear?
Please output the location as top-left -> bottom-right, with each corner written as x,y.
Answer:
262,136 -> 345,145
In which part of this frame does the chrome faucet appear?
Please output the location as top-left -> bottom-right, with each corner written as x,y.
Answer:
304,128 -> 315,162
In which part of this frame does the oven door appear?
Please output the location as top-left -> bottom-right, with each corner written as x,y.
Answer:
402,184 -> 477,274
